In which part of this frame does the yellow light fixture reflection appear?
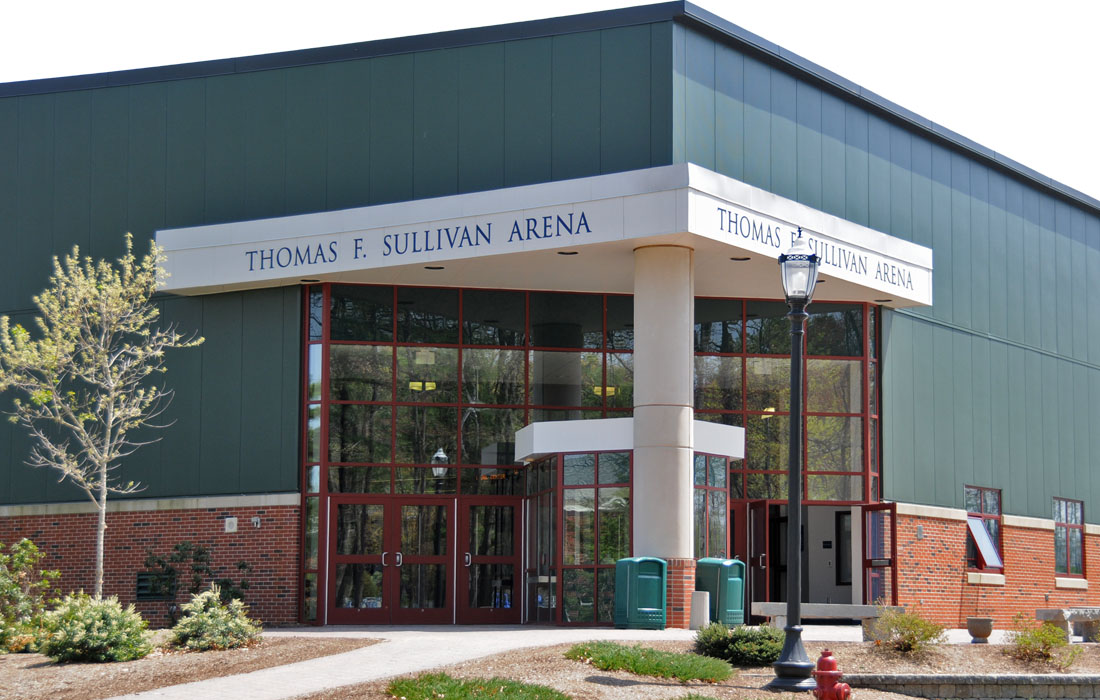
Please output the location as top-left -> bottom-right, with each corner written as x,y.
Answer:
761,406 -> 776,420
592,386 -> 617,397
409,381 -> 437,392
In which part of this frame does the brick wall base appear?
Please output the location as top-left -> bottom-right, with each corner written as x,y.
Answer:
0,504 -> 300,627
895,511 -> 1098,627
665,557 -> 696,629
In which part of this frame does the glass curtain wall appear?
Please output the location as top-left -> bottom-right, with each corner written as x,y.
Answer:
300,284 -> 880,622
693,299 -> 879,504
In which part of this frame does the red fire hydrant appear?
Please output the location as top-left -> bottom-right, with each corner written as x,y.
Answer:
812,649 -> 851,700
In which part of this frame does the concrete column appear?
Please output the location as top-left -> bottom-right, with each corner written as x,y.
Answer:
632,245 -> 695,559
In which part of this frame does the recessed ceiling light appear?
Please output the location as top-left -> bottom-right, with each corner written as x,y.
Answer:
816,279 -> 826,283
424,265 -> 445,270
730,256 -> 751,261
557,251 -> 579,256
874,299 -> 892,303
300,279 -> 320,283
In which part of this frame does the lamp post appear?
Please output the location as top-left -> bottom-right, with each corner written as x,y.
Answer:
767,228 -> 819,691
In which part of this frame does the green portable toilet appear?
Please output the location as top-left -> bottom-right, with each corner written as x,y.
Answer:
613,557 -> 666,629
695,557 -> 745,625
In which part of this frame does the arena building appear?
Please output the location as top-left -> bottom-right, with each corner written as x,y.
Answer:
0,2 -> 1096,629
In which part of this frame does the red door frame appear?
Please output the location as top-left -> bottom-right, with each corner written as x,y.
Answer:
327,496 -> 456,624
748,499 -> 770,616
862,502 -> 898,606
456,496 -> 523,624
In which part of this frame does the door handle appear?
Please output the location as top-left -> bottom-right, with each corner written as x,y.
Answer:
395,552 -> 403,567
464,552 -> 472,567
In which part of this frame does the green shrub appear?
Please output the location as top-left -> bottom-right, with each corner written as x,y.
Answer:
693,622 -> 784,666
870,606 -> 945,654
566,640 -> 732,682
0,538 -> 59,653
387,673 -> 569,700
39,593 -> 150,663
171,584 -> 261,651
1005,613 -> 1080,670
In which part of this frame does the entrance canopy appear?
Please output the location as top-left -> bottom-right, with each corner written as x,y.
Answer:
157,163 -> 933,307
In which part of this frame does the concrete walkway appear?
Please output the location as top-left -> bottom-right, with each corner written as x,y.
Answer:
107,624 -> 1002,700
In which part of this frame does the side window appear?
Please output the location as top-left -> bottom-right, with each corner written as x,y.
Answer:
965,486 -> 1003,571
1054,498 -> 1084,576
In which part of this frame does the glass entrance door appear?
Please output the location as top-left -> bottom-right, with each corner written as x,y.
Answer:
457,498 -> 521,623
328,497 -> 454,624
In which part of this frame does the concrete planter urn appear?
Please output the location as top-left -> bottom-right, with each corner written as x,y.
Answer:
966,616 -> 994,643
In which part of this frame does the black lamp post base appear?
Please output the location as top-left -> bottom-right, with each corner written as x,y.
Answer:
766,625 -> 816,691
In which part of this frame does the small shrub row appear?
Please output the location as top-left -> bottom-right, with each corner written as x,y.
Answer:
1005,613 -> 1080,670
566,640 -> 732,682
694,623 -> 784,666
868,606 -> 946,654
388,672 -> 569,700
35,585 -> 262,662
0,538 -> 59,653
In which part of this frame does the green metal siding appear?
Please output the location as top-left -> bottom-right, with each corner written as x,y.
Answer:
674,25 -> 1100,518
0,22 -> 674,504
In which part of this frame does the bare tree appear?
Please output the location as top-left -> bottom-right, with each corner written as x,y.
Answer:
0,234 -> 203,597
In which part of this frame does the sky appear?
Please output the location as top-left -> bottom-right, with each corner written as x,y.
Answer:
4,0 -> 1098,200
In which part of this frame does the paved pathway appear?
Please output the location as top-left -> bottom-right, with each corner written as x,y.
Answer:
107,624 -> 1001,700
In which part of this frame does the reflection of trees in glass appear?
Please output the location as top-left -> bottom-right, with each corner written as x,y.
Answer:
309,289 -> 324,341
463,349 -> 524,405
563,568 -> 595,622
330,285 -> 393,341
328,466 -> 391,493
745,357 -> 789,411
605,353 -> 634,408
461,408 -> 520,466
694,356 -> 742,411
397,346 -> 457,402
807,474 -> 861,501
695,298 -> 742,352
397,288 -> 459,344
745,301 -> 791,354
807,416 -> 862,472
746,472 -> 787,499
563,489 -> 595,564
598,488 -> 630,563
330,345 -> 392,401
745,414 -> 788,471
400,565 -> 447,608
329,405 -> 391,463
807,304 -> 862,356
334,564 -> 383,608
396,405 -> 456,464
806,359 -> 861,413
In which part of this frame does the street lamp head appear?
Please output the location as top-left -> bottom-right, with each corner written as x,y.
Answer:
431,447 -> 449,477
778,228 -> 820,305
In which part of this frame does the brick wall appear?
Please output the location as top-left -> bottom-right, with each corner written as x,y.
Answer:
895,511 -> 1098,627
0,504 -> 300,627
666,557 -> 696,629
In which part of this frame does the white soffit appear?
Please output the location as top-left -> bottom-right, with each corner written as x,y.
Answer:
514,418 -> 744,462
157,164 -> 932,307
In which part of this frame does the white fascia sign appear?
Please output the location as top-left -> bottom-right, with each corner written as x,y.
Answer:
157,163 -> 932,306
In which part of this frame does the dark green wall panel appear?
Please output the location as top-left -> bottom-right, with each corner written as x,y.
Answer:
0,21 -> 674,504
714,41 -> 743,181
324,59 -> 371,210
458,44 -> 505,194
794,81 -> 821,211
684,28 -> 714,171
504,38 -> 552,186
370,55 -> 415,205
742,55 -> 770,191
551,32 -> 601,180
769,70 -> 796,202
601,25 -> 652,174
165,80 -> 206,230
414,49 -> 459,200
53,92 -> 92,257
197,293 -> 243,494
